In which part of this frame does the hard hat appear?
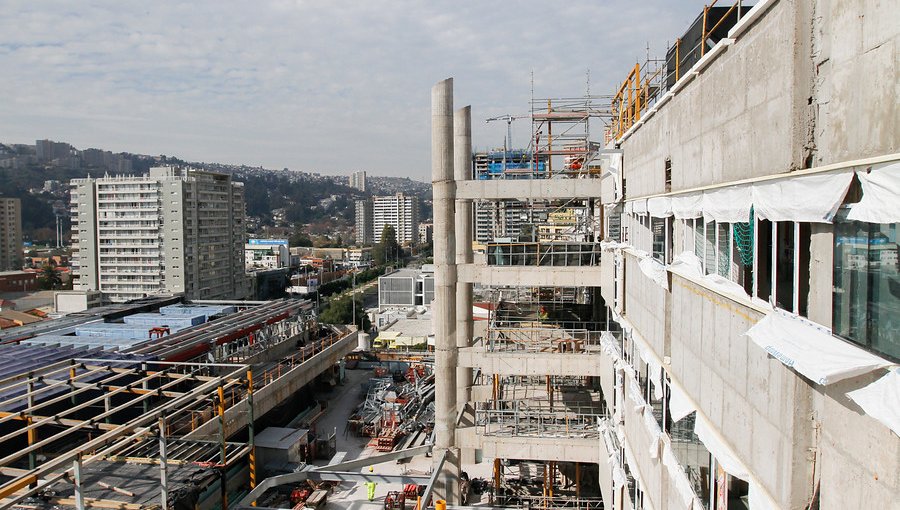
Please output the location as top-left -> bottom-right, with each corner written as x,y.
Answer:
369,466 -> 374,472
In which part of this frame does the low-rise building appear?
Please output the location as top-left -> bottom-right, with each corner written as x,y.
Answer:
245,239 -> 289,269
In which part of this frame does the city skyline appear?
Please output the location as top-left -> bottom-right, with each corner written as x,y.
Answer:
1,1 -> 698,180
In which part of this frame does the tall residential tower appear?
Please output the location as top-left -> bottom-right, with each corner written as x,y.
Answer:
71,166 -> 247,303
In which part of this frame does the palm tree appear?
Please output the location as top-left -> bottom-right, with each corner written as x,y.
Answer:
39,264 -> 62,290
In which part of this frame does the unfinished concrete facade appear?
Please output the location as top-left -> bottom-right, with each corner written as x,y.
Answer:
433,1 -> 899,509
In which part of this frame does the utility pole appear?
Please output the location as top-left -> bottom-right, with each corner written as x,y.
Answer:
352,270 -> 357,328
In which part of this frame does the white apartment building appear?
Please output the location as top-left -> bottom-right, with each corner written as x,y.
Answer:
430,2 -> 899,508
373,193 -> 419,244
71,166 -> 248,303
355,199 -> 374,245
349,170 -> 367,192
0,198 -> 22,271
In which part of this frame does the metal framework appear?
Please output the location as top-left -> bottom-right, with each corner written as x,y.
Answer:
0,358 -> 250,510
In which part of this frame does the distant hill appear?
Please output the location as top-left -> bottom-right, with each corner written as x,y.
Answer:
0,140 -> 431,244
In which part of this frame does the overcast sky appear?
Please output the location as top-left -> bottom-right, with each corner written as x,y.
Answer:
1,1 -> 700,181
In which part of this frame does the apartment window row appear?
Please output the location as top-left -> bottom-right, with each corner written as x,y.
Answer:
619,203 -> 898,361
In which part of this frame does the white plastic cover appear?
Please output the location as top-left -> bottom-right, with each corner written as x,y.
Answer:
662,443 -> 699,508
693,416 -> 749,479
668,382 -> 695,422
701,185 -> 752,223
848,162 -> 900,224
752,171 -> 854,222
633,198 -> 648,216
647,197 -> 673,218
846,367 -> 900,437
672,193 -> 703,219
745,309 -> 893,385
639,255 -> 669,291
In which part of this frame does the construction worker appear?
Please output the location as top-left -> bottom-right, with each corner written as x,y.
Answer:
365,481 -> 378,501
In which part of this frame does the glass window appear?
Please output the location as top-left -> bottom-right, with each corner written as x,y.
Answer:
652,218 -> 667,262
833,210 -> 900,361
717,223 -> 731,279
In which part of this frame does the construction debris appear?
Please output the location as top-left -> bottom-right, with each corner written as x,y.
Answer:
347,363 -> 436,452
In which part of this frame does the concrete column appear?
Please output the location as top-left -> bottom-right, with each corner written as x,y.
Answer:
454,106 -> 474,411
432,78 -> 461,504
432,78 -> 458,445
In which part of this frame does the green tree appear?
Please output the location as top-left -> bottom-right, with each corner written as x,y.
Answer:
38,264 -> 62,290
373,225 -> 399,265
319,295 -> 370,331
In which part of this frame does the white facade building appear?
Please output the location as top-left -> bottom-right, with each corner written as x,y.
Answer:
349,170 -> 367,192
245,239 -> 289,270
373,193 -> 419,244
71,166 -> 248,303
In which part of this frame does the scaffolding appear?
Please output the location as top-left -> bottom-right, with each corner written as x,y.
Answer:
530,96 -> 612,178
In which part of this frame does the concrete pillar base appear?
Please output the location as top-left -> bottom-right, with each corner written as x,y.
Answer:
433,447 -> 462,504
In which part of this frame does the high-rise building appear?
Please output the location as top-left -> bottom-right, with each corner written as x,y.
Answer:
0,198 -> 22,271
349,170 -> 367,192
373,193 -> 419,244
355,199 -> 374,245
71,166 -> 247,303
430,2 -> 899,506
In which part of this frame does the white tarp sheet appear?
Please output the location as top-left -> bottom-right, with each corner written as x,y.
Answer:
694,417 -> 779,510
672,193 -> 703,219
848,162 -> 900,224
701,185 -> 752,223
639,255 -> 670,291
647,196 -> 673,218
846,367 -> 900,437
662,443 -> 699,508
693,416 -> 749,479
752,171 -> 854,222
745,309 -> 893,385
633,198 -> 648,216
668,381 -> 695,422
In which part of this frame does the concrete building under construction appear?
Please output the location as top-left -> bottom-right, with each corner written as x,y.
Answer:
430,2 -> 899,510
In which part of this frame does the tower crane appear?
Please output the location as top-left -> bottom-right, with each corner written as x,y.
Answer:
485,114 -> 529,152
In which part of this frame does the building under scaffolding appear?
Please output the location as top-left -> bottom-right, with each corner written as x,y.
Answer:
430,0 -> 900,509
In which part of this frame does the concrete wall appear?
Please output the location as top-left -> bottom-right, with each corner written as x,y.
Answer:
811,0 -> 900,166
813,373 -> 900,509
621,0 -> 899,197
621,0 -> 803,197
669,274 -> 810,508
623,253 -> 668,357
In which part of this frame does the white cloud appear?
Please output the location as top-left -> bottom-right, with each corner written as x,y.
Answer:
0,0 -> 700,179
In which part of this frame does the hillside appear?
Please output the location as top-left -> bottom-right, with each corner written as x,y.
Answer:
0,141 -> 431,244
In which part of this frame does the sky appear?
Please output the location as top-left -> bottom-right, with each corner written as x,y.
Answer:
1,1 -> 700,181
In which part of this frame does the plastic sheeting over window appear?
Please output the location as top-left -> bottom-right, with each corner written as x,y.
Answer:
668,381 -> 695,423
846,367 -> 900,437
672,193 -> 703,219
626,162 -> 897,225
647,196 -> 673,218
633,198 -> 648,216
745,309 -> 893,385
847,162 -> 900,224
752,171 -> 854,222
702,185 -> 753,223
